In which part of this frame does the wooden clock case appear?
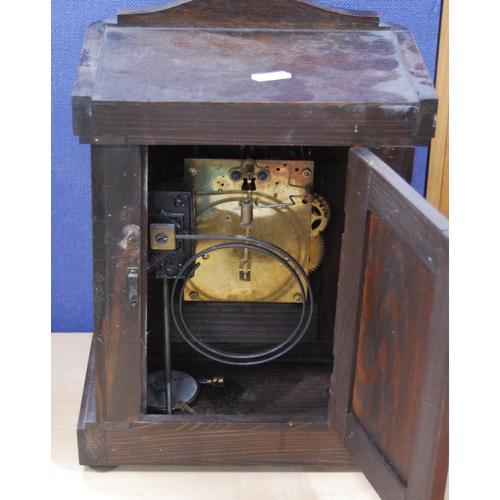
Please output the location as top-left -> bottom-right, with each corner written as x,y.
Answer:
72,2 -> 448,499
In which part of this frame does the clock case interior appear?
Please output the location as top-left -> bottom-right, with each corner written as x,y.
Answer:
145,144 -> 350,421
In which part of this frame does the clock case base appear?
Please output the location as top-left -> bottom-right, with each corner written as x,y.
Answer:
78,341 -> 356,468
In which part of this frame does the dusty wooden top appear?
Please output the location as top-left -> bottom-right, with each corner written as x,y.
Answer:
72,2 -> 437,146
93,27 -> 417,105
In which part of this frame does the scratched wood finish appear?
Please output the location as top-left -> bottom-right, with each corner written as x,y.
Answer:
104,421 -> 352,466
72,22 -> 106,141
91,145 -> 146,422
329,148 -> 448,500
93,29 -> 415,104
72,1 -> 444,488
370,147 -> 415,184
393,28 -> 438,143
85,418 -> 355,467
352,212 -> 433,485
90,101 -> 422,147
78,341 -> 355,467
117,0 -> 380,29
73,18 -> 437,147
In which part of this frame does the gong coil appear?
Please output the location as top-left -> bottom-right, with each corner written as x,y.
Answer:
172,235 -> 314,366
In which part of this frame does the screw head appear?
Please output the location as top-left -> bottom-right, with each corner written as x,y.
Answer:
302,168 -> 312,177
293,293 -> 303,302
155,232 -> 168,245
174,195 -> 188,208
189,292 -> 198,300
230,170 -> 243,181
257,170 -> 269,181
188,167 -> 197,176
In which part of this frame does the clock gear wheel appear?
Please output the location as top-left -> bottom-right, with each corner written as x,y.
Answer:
308,234 -> 325,274
307,194 -> 330,273
310,194 -> 331,237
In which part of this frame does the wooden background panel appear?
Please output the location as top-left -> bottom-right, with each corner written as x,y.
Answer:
351,212 -> 434,485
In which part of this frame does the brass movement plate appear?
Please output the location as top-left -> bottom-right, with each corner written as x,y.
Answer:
184,158 -> 314,303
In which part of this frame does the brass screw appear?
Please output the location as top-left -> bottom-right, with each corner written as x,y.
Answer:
293,294 -> 303,302
188,167 -> 197,176
189,292 -> 198,300
302,168 -> 311,177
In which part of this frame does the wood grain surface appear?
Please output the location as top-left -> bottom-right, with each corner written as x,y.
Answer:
117,0 -> 380,29
91,145 -> 146,423
52,332 -> 382,499
329,148 -> 448,500
352,213 -> 434,484
73,20 -> 437,147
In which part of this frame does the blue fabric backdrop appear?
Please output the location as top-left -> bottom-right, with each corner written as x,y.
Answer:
51,0 -> 443,332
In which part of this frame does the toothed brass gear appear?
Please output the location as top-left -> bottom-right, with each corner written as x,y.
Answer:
308,235 -> 325,274
310,194 -> 330,237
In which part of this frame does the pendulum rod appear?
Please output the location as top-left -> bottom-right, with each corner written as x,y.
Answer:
163,279 -> 173,414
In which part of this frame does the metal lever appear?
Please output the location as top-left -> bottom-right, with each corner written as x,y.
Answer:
197,376 -> 225,387
239,258 -> 251,281
127,267 -> 139,307
163,279 -> 173,414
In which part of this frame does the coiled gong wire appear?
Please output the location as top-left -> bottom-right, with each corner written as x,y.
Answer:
173,234 -> 314,365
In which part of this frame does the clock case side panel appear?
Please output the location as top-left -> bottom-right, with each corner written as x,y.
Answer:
90,145 -> 148,423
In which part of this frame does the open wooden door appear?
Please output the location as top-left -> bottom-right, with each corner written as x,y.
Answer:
330,148 -> 448,500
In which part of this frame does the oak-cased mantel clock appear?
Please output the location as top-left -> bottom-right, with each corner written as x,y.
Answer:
72,2 -> 448,499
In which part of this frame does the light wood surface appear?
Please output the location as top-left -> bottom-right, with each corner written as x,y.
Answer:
427,0 -> 449,218
51,332 -> 381,499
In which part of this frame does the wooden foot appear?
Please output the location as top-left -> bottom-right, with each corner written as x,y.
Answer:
88,465 -> 117,472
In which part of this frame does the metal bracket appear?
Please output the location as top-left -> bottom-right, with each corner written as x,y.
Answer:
127,267 -> 139,306
150,223 -> 176,250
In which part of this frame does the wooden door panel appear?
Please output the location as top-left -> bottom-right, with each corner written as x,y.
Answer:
352,212 -> 434,485
330,148 -> 448,500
